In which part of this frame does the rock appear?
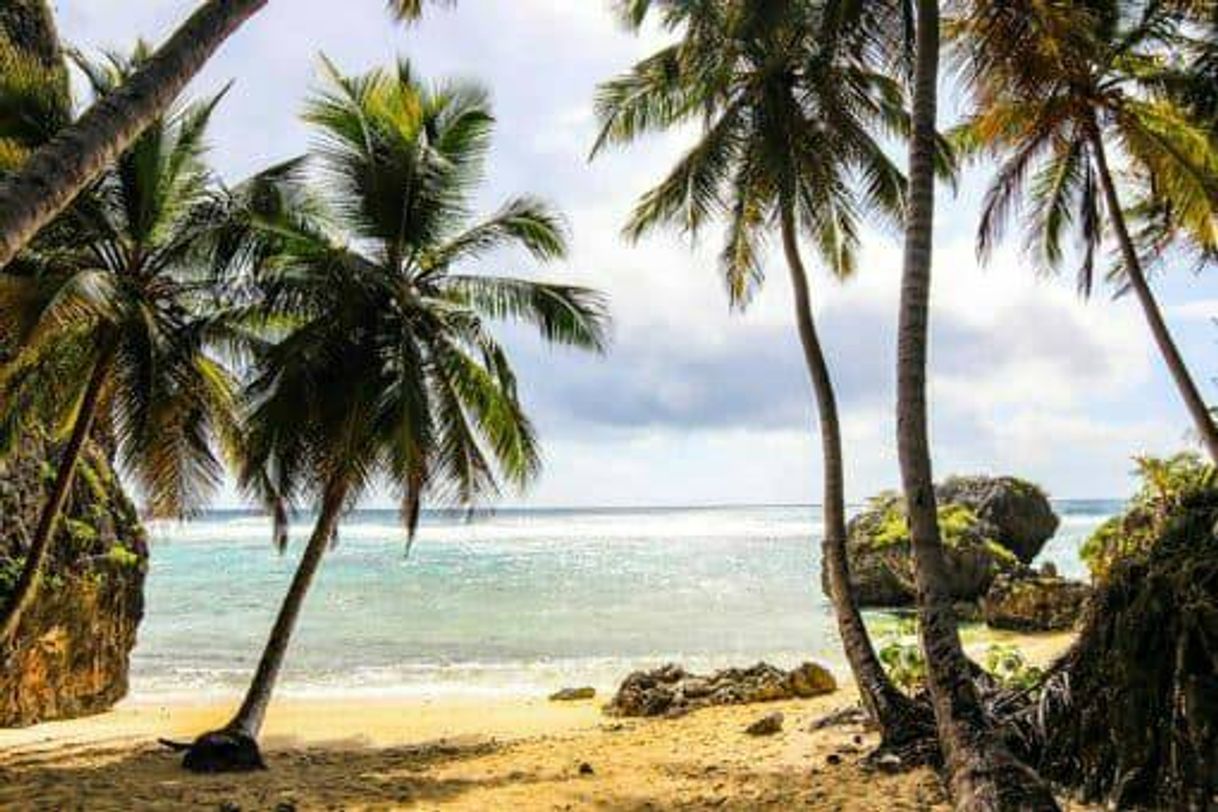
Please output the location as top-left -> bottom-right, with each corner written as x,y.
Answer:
606,661 -> 836,718
274,803 -> 297,812
826,753 -> 842,766
982,573 -> 1091,631
578,761 -> 594,775
823,475 -> 1058,608
808,706 -> 867,731
786,662 -> 837,697
937,475 -> 1059,563
0,430 -> 147,727
549,686 -> 596,701
219,803 -> 241,812
744,711 -> 784,736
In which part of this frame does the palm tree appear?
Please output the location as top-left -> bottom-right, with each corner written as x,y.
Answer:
0,46 -> 246,642
178,58 -> 609,773
950,0 -> 1218,462
593,0 -> 932,746
895,0 -> 1060,808
0,0 -> 454,271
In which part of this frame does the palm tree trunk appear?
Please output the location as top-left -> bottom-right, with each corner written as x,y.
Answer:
1088,130 -> 1218,464
778,205 -> 927,743
225,480 -> 348,738
0,0 -> 268,270
178,478 -> 348,772
0,346 -> 113,643
897,2 -> 1058,809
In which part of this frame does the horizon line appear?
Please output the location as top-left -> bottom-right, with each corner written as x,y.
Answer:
190,496 -> 1127,514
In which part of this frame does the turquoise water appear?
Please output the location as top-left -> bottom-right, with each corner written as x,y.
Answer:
131,501 -> 1118,699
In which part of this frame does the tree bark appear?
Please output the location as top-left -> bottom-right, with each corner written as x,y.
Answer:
1088,130 -> 1218,464
0,344 -> 113,643
0,0 -> 268,270
224,479 -> 348,738
896,1 -> 1058,809
778,205 -> 927,744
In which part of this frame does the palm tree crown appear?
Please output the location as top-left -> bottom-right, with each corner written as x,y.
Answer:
951,0 -> 1218,290
240,58 -> 609,543
1,44 -> 241,517
593,0 -> 917,306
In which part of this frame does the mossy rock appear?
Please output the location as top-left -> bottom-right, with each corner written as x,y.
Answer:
824,475 -> 1058,608
981,573 -> 1090,631
0,429 -> 147,727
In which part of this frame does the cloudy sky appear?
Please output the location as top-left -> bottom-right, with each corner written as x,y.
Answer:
51,1 -> 1218,506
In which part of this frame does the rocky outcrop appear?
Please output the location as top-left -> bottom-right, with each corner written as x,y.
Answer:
605,661 -> 836,718
1,431 -> 147,727
981,573 -> 1091,631
825,476 -> 1059,608
937,475 -> 1059,563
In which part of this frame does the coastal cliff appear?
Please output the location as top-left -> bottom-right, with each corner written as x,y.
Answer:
0,430 -> 147,727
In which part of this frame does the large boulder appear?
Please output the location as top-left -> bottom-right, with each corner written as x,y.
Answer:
606,661 -> 836,718
937,475 -> 1059,563
981,573 -> 1091,631
826,476 -> 1058,608
0,431 -> 147,727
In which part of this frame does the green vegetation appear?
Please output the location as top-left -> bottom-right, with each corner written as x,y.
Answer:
877,617 -> 926,693
877,618 -> 1042,693
1081,453 -> 1216,581
0,40 -> 260,641
983,644 -> 1043,691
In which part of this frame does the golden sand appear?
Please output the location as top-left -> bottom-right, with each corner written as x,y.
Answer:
0,631 -> 1082,811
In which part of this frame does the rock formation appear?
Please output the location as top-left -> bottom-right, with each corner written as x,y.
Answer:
606,661 -> 836,718
826,476 -> 1060,608
981,573 -> 1091,631
0,431 -> 147,727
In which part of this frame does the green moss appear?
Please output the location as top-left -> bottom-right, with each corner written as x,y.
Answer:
867,499 -> 990,552
77,457 -> 108,502
64,518 -> 98,544
984,538 -> 1019,565
105,543 -> 140,569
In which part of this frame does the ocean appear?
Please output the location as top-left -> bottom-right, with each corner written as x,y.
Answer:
132,501 -> 1119,701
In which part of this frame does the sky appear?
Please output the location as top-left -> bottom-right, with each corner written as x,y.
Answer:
49,1 -> 1218,507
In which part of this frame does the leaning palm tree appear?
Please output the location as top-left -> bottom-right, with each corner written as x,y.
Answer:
950,0 -> 1218,462
593,0 -> 933,748
895,0 -> 1062,807
0,46 -> 245,642
0,0 -> 454,271
177,58 -> 608,772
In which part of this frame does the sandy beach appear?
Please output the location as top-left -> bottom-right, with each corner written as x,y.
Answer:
0,632 -> 1081,811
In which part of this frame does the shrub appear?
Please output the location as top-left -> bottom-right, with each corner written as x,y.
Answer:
1081,453 -> 1216,581
984,643 -> 1043,691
